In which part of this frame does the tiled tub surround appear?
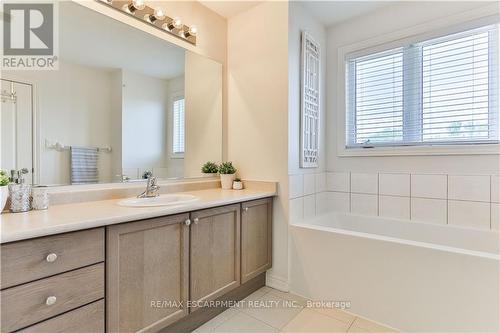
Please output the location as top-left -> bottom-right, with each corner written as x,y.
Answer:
289,172 -> 500,231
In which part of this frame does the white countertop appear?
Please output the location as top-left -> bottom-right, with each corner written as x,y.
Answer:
0,188 -> 275,243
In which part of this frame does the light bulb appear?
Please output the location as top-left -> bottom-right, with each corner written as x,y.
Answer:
163,17 -> 182,31
132,0 -> 145,10
153,7 -> 165,20
125,0 -> 145,14
188,25 -> 197,36
184,25 -> 197,38
146,7 -> 165,22
172,17 -> 182,29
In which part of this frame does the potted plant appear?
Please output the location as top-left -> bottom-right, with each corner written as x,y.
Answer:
218,162 -> 237,190
201,161 -> 218,177
233,178 -> 243,190
0,170 -> 10,212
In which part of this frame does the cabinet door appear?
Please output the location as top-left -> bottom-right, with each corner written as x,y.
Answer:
241,198 -> 273,283
190,204 -> 240,309
106,214 -> 190,333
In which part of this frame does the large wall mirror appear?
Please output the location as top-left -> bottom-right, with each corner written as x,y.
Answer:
1,1 -> 222,185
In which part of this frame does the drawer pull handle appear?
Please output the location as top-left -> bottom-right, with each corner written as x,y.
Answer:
45,296 -> 57,306
194,218 -> 199,224
46,253 -> 58,263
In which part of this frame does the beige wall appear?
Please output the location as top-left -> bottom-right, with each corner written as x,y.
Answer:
227,1 -> 289,289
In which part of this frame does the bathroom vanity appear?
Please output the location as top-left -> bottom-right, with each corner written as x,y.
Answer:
0,190 -> 274,333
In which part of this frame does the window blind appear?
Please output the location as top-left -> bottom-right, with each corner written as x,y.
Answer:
172,97 -> 185,155
346,24 -> 498,148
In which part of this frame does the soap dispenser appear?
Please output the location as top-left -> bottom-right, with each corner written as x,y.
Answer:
9,168 -> 31,213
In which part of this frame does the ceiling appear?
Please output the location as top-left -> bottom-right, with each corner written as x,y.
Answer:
60,2 -> 185,80
198,1 -> 262,18
299,1 -> 392,27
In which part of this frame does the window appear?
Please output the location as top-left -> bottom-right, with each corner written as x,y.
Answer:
346,24 -> 498,148
172,97 -> 185,155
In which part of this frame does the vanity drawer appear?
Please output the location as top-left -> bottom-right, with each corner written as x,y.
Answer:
1,263 -> 104,332
18,300 -> 104,333
1,228 -> 104,289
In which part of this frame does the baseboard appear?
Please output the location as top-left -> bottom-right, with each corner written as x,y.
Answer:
266,273 -> 289,292
160,273 -> 266,333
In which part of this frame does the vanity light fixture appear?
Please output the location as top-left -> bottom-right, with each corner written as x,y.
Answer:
99,0 -> 197,45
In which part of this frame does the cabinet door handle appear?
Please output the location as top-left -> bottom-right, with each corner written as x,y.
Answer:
46,253 -> 58,263
245,207 -> 249,212
45,296 -> 57,306
194,218 -> 199,225
184,219 -> 191,226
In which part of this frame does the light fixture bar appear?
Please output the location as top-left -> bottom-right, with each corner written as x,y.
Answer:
98,0 -> 197,45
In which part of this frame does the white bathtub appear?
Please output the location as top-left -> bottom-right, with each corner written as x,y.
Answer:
289,213 -> 500,332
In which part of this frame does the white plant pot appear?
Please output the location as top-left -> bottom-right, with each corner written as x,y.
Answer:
233,181 -> 243,190
1,186 -> 8,212
220,174 -> 236,190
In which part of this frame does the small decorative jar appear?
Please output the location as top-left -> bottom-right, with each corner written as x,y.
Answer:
9,183 -> 31,213
32,186 -> 49,210
233,179 -> 243,190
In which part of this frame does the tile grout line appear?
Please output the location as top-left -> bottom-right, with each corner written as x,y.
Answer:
205,288 -> 271,332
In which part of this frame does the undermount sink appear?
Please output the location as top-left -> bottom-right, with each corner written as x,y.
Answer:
118,194 -> 199,207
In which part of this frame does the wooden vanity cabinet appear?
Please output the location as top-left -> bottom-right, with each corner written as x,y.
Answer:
106,214 -> 190,333
189,204 -> 241,310
241,198 -> 273,283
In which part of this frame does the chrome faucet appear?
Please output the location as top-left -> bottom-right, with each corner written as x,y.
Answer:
138,176 -> 160,198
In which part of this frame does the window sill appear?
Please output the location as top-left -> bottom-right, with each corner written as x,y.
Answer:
338,143 -> 500,157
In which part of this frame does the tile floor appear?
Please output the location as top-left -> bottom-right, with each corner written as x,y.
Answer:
192,287 -> 398,333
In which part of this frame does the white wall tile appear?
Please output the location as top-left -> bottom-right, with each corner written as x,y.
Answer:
303,174 -> 316,196
411,174 -> 447,199
315,192 -> 329,215
448,175 -> 490,202
315,173 -> 327,193
351,173 -> 378,194
411,198 -> 447,225
326,172 -> 350,192
491,176 -> 500,203
379,195 -> 410,220
448,200 -> 490,230
303,194 -> 316,219
289,174 -> 303,199
379,173 -> 410,196
492,203 -> 499,231
328,191 -> 350,213
351,193 -> 378,216
289,197 -> 303,225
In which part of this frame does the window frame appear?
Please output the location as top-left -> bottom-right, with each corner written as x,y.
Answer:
336,10 -> 500,157
171,95 -> 185,159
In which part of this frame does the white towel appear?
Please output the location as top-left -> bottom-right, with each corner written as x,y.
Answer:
70,147 -> 99,184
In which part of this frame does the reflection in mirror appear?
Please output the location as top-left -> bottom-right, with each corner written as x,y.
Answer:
1,1 -> 222,186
